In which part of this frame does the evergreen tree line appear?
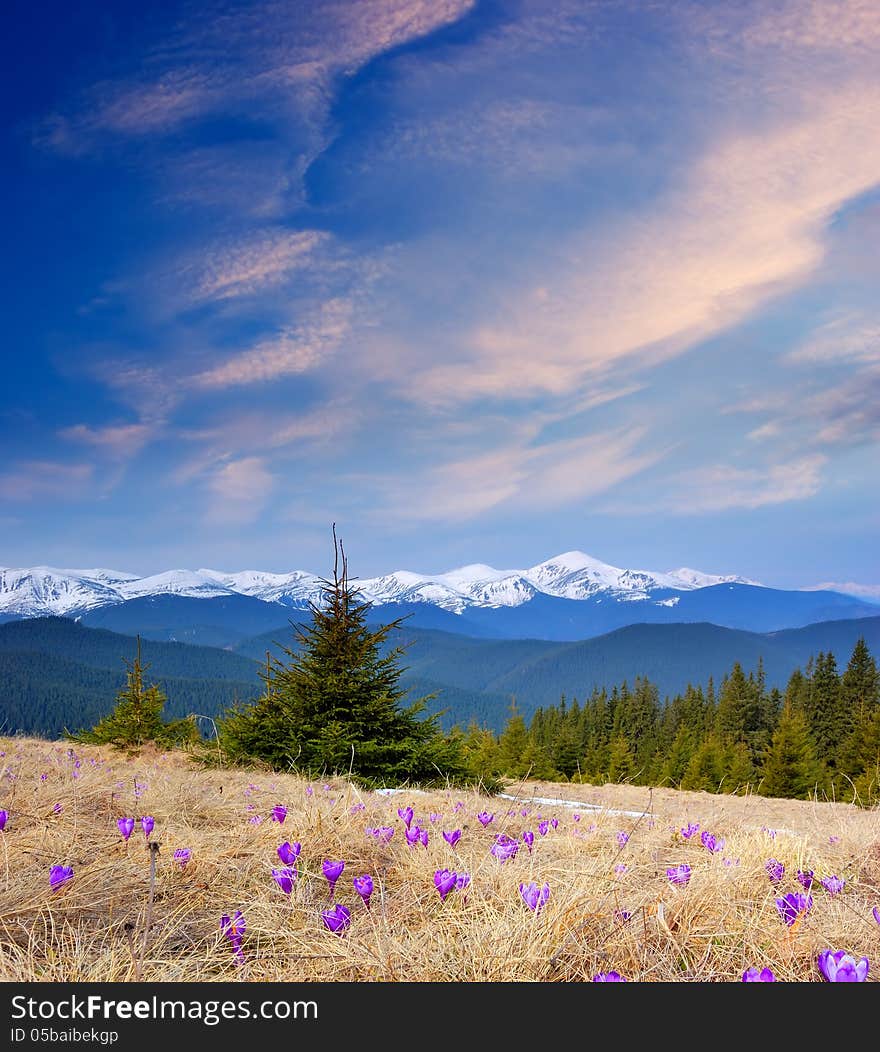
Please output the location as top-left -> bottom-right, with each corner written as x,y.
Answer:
456,639 -> 880,805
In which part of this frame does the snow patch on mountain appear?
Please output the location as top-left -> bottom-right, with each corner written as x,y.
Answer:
806,581 -> 880,604
198,568 -> 324,607
665,567 -> 761,589
117,570 -> 237,600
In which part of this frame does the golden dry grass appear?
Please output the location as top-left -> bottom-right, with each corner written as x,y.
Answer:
0,736 -> 878,983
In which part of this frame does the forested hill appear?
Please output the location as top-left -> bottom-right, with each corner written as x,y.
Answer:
0,616 -> 262,679
239,615 -> 880,729
0,617 -> 263,737
2,613 -> 880,738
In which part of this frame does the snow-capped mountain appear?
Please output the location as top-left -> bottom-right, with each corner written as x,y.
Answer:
0,566 -> 139,617
0,550 -> 759,619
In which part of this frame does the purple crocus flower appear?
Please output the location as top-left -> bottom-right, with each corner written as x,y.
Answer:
775,891 -> 813,927
537,820 -> 550,837
0,809 -> 8,831
873,905 -> 880,926
349,802 -> 366,814
173,848 -> 191,868
700,831 -> 724,853
50,865 -> 74,891
272,867 -> 297,895
321,903 -> 351,935
53,803 -> 62,814
455,872 -> 471,892
519,881 -> 550,912
742,967 -> 776,982
140,816 -> 155,839
429,813 -> 442,824
616,831 -> 630,847
592,971 -> 627,982
419,827 -> 429,847
666,863 -> 691,886
490,834 -> 520,862
443,829 -> 462,847
322,859 -> 345,897
405,825 -> 423,848
371,825 -> 395,842
796,868 -> 814,891
434,868 -> 458,901
220,910 -> 246,944
522,830 -> 535,853
765,859 -> 785,884
277,841 -> 301,866
477,811 -> 495,827
117,817 -> 135,841
549,818 -> 558,829
397,806 -> 414,829
820,874 -> 845,896
353,874 -> 373,908
271,805 -> 287,824
680,822 -> 700,839
817,949 -> 869,982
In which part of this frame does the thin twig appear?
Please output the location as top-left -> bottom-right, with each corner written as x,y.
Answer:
136,840 -> 160,980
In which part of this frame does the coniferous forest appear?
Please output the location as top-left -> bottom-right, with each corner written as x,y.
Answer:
456,638 -> 880,805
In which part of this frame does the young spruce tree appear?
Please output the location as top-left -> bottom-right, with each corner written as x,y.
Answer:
216,527 -> 468,789
68,636 -> 198,752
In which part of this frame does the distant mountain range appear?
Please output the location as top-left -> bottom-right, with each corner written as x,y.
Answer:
2,613 -> 879,738
1,551 -> 877,643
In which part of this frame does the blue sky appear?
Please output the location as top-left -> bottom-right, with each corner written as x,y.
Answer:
2,0 -> 879,592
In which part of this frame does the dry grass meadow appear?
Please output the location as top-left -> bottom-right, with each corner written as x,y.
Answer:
1,735 -> 878,983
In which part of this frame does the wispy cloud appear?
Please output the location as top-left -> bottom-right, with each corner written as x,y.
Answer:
806,366 -> 880,446
662,454 -> 828,514
365,425 -> 662,523
786,313 -> 880,365
742,0 -> 880,53
36,0 -> 476,171
205,456 -> 274,524
189,297 -> 352,388
58,422 -> 156,460
414,83 -> 880,406
181,229 -> 329,302
0,461 -> 94,502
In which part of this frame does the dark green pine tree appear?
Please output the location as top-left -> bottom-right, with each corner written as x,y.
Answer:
804,651 -> 847,773
550,697 -> 585,779
610,677 -> 659,782
656,723 -> 699,788
680,734 -> 726,792
606,733 -> 637,783
215,528 -> 468,788
837,638 -> 880,789
760,701 -> 827,800
460,721 -> 504,784
68,637 -> 198,752
497,699 -> 531,777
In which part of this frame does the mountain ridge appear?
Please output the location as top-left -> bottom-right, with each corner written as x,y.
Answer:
0,550 -> 766,619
